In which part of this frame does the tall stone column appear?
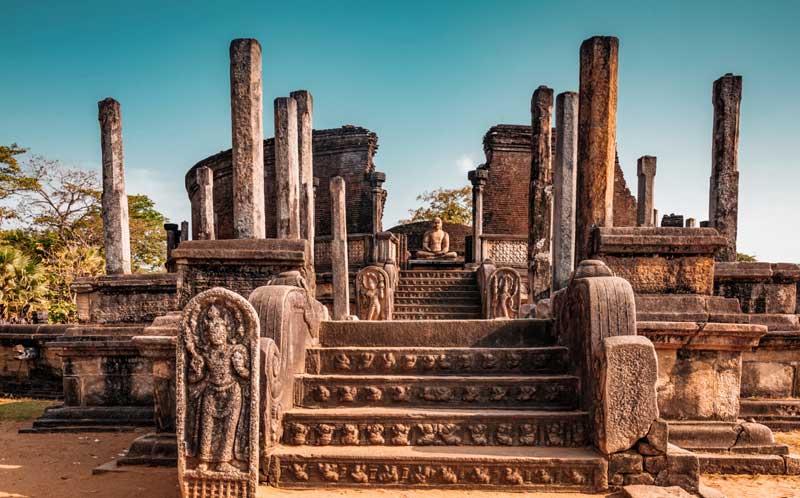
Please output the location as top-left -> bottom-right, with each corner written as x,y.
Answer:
529,86 -> 554,301
291,90 -> 315,249
274,97 -> 301,239
230,38 -> 265,239
552,91 -> 579,292
98,98 -> 132,275
180,221 -> 189,242
468,168 -> 488,263
709,73 -> 742,262
636,155 -> 657,226
576,36 -> 619,263
369,171 -> 386,234
331,177 -> 350,319
196,166 -> 215,240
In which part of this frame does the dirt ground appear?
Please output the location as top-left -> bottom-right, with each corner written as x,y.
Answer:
2,397 -> 800,498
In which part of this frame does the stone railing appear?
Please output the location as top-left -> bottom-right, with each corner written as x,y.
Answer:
73,273 -> 179,325
479,234 -> 527,268
314,233 -> 372,270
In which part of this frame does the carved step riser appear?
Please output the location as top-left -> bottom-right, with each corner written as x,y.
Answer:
393,314 -> 482,321
395,291 -> 480,298
394,307 -> 482,314
282,417 -> 588,447
399,278 -> 476,284
400,272 -> 477,278
397,286 -> 479,293
306,348 -> 569,375
296,378 -> 579,409
270,457 -> 606,491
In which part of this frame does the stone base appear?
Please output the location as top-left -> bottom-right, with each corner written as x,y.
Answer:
23,405 -> 153,433
117,432 -> 177,466
268,445 -> 608,491
741,399 -> 800,431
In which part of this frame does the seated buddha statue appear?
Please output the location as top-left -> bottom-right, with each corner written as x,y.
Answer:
416,217 -> 458,259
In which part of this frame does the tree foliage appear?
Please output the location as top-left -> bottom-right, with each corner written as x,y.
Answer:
736,252 -> 757,262
401,187 -> 472,226
0,246 -> 48,322
0,148 -> 169,322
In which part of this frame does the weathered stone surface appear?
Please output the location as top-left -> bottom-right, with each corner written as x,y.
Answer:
552,91 -> 578,292
602,255 -> 715,295
655,349 -> 742,421
230,38 -> 265,239
484,267 -> 522,319
741,361 -> 794,398
72,273 -> 179,324
598,336 -> 659,454
644,455 -> 667,474
177,287 -> 260,497
715,262 -> 800,314
291,90 -> 314,243
274,96 -> 301,239
709,73 -> 742,262
528,86 -> 554,301
468,168 -> 488,263
646,419 -> 669,453
623,484 -> 694,498
355,266 -> 392,320
610,451 -> 644,474
330,176 -> 350,319
196,166 -> 215,240
662,444 -> 699,492
98,97 -> 132,275
636,156 -> 656,227
576,36 -> 618,263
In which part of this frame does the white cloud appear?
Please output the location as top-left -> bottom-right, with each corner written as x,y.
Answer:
456,154 -> 475,173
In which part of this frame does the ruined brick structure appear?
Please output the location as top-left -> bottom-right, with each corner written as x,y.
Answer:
480,125 -> 637,235
186,126 -> 383,240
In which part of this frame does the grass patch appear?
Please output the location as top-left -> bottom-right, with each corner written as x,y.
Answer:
0,397 -> 56,421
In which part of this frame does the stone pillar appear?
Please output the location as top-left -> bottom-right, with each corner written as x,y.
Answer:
98,98 -> 132,275
653,209 -> 659,226
576,36 -> 619,263
274,97 -> 301,239
552,91 -> 579,292
230,38 -> 265,239
529,86 -> 554,301
369,171 -> 386,234
291,90 -> 314,250
164,223 -> 180,261
709,73 -> 742,262
636,155 -> 657,226
331,176 -> 350,319
180,221 -> 189,242
195,166 -> 215,240
469,168 -> 489,263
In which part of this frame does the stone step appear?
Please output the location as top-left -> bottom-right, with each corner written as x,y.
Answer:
740,399 -> 800,431
306,346 -> 569,375
396,285 -> 479,293
394,297 -> 481,306
295,374 -> 579,410
395,290 -> 480,298
20,425 -> 140,434
399,276 -> 477,283
320,319 -> 554,348
268,445 -> 607,491
696,452 -> 797,475
282,407 -> 589,447
400,270 -> 477,278
394,304 -> 482,313
393,313 -> 483,321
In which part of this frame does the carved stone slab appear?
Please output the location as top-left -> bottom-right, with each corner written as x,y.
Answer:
177,287 -> 260,498
355,266 -> 392,320
484,268 -> 521,319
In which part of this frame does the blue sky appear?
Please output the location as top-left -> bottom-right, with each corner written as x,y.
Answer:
2,0 -> 798,262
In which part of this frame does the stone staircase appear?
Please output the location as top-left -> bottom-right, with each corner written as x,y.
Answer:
268,319 -> 608,491
393,270 -> 482,320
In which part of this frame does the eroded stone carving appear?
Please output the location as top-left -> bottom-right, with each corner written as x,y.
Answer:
341,424 -> 359,445
177,287 -> 260,498
355,266 -> 393,320
496,423 -> 514,445
391,424 -> 411,445
288,423 -> 308,445
469,424 -> 488,445
366,424 -> 385,444
317,424 -> 335,445
485,267 -> 521,319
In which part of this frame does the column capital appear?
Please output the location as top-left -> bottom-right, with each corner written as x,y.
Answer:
468,167 -> 489,186
636,155 -> 657,177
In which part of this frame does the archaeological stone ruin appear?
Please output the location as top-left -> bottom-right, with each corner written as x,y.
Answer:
2,34 -> 800,497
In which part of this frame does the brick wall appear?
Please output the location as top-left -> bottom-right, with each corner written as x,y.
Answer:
481,124 -> 638,235
186,126 -> 382,239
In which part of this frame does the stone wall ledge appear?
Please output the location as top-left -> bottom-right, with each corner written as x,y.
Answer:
715,262 -> 800,283
0,324 -> 71,337
594,227 -> 726,255
171,238 -> 307,262
637,321 -> 766,351
49,338 -> 141,356
756,330 -> 800,349
749,314 -> 800,333
73,273 -> 178,294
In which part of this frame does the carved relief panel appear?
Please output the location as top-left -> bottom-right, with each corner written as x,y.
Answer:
355,266 -> 393,320
485,267 -> 521,319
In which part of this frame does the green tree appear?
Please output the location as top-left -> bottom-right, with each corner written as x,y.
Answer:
736,253 -> 757,262
401,186 -> 472,225
0,246 -> 48,322
42,244 -> 105,323
0,144 -> 37,225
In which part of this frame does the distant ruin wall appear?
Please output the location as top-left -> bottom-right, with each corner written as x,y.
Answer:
186,126 -> 380,239
481,125 -> 637,234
